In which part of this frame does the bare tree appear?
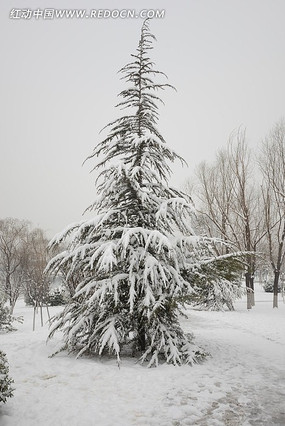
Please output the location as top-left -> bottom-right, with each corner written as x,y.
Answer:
24,228 -> 52,328
259,119 -> 285,308
0,218 -> 29,313
195,149 -> 237,253
227,130 -> 266,308
194,129 -> 265,309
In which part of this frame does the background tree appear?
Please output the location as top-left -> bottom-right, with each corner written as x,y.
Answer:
227,131 -> 264,308
0,218 -> 29,313
0,218 -> 53,318
193,129 -> 265,309
259,119 -> 285,308
47,19 -> 206,367
195,149 -> 236,252
24,228 -> 52,328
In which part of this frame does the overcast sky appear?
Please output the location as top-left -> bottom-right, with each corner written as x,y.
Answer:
1,0 -> 285,237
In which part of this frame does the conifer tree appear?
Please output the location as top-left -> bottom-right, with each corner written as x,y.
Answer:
47,19 -> 204,366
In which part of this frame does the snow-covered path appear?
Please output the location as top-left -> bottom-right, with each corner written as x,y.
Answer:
1,287 -> 284,426
180,305 -> 285,425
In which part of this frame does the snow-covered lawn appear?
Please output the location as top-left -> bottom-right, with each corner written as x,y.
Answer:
1,285 -> 285,426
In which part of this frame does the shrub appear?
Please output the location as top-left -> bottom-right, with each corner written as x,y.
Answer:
48,288 -> 68,306
263,282 -> 281,293
0,301 -> 16,332
0,350 -> 14,403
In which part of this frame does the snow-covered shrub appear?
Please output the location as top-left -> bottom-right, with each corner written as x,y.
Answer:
263,281 -> 281,293
48,287 -> 68,306
47,20 -> 206,367
0,350 -> 14,403
0,300 -> 16,332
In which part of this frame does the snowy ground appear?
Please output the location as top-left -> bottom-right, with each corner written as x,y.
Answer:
1,284 -> 285,426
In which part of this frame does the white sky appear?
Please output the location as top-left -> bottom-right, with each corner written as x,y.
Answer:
1,0 -> 285,237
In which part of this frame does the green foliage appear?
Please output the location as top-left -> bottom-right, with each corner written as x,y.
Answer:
184,255 -> 244,311
0,350 -> 14,403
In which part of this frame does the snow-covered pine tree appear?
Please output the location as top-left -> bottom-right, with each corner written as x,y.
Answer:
47,19 -> 205,366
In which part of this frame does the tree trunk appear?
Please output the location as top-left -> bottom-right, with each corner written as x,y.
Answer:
249,275 -> 255,307
245,272 -> 252,310
33,303 -> 37,331
6,277 -> 14,313
40,302 -> 43,327
46,305 -> 51,321
10,301 -> 16,315
273,270 -> 280,308
138,319 -> 146,352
